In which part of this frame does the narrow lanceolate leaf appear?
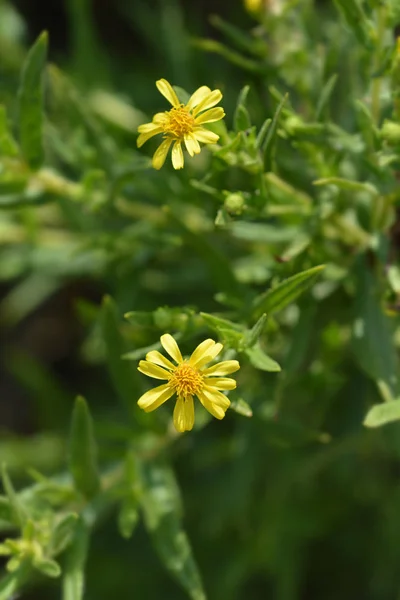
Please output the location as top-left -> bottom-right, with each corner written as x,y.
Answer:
352,265 -> 398,400
62,519 -> 89,600
364,400 -> 400,428
140,460 -> 206,600
315,73 -> 338,121
262,92 -> 288,170
0,562 -> 30,600
234,86 -> 251,132
17,31 -> 48,170
313,177 -> 378,196
333,0 -> 372,48
50,513 -> 79,556
0,106 -> 19,157
252,265 -> 325,320
1,465 -> 26,528
68,397 -> 100,499
245,344 -> 281,372
101,296 -> 141,417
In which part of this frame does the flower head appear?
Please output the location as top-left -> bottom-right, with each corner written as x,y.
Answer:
137,334 -> 240,432
137,79 -> 225,170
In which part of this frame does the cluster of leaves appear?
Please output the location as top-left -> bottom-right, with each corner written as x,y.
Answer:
1,0 -> 400,598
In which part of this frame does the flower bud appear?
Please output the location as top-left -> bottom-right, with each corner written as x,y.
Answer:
224,193 -> 245,214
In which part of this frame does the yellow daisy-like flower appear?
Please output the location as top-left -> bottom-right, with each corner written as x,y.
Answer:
137,334 -> 240,432
137,79 -> 225,170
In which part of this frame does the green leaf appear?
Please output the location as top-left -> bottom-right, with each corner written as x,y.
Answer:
234,86 -> 251,132
101,296 -> 141,417
230,398 -> 253,417
0,497 -> 13,525
256,117 -> 272,149
62,519 -> 89,600
262,92 -> 288,170
244,314 -> 267,347
68,397 -> 101,499
313,177 -> 378,196
33,557 -> 61,578
245,344 -> 281,372
364,400 -> 400,428
200,312 -> 243,333
334,0 -> 372,48
209,14 -> 265,57
140,460 -> 206,600
1,465 -> 26,528
17,31 -> 48,170
118,498 -> 139,540
0,106 -> 19,157
0,562 -> 29,600
252,265 -> 325,319
50,513 -> 78,556
352,265 -> 398,399
315,73 -> 338,121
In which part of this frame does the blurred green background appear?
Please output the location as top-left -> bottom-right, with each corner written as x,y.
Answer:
2,0 -> 400,599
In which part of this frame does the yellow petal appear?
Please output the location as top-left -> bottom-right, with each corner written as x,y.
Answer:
202,360 -> 240,376
153,112 -> 168,124
137,360 -> 170,380
197,390 -> 226,420
173,396 -> 194,432
160,334 -> 183,363
199,387 -> 230,410
193,89 -> 223,115
193,128 -> 219,144
137,126 -> 163,148
191,342 -> 224,370
184,134 -> 201,157
156,79 -> 180,107
195,107 -> 225,125
171,141 -> 184,169
204,377 -> 237,390
152,138 -> 172,170
186,86 -> 212,111
146,350 -> 175,371
189,339 -> 217,366
137,383 -> 174,412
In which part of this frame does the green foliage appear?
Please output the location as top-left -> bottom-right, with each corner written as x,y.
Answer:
1,0 -> 400,598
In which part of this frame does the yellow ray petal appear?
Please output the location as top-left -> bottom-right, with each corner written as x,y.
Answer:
197,390 -> 226,420
137,383 -> 175,412
195,107 -> 225,125
193,89 -> 223,115
146,350 -> 175,371
184,134 -> 201,157
173,396 -> 195,432
191,343 -> 224,370
186,86 -> 212,111
203,378 -> 237,391
189,339 -> 217,366
156,79 -> 180,107
193,128 -> 219,144
152,138 -> 172,170
137,126 -> 163,148
172,141 -> 184,169
153,112 -> 168,124
160,334 -> 183,363
202,360 -> 240,376
138,360 -> 170,380
199,387 -> 230,410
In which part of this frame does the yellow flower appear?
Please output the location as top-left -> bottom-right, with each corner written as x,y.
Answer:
137,79 -> 225,170
137,334 -> 240,432
244,0 -> 262,11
